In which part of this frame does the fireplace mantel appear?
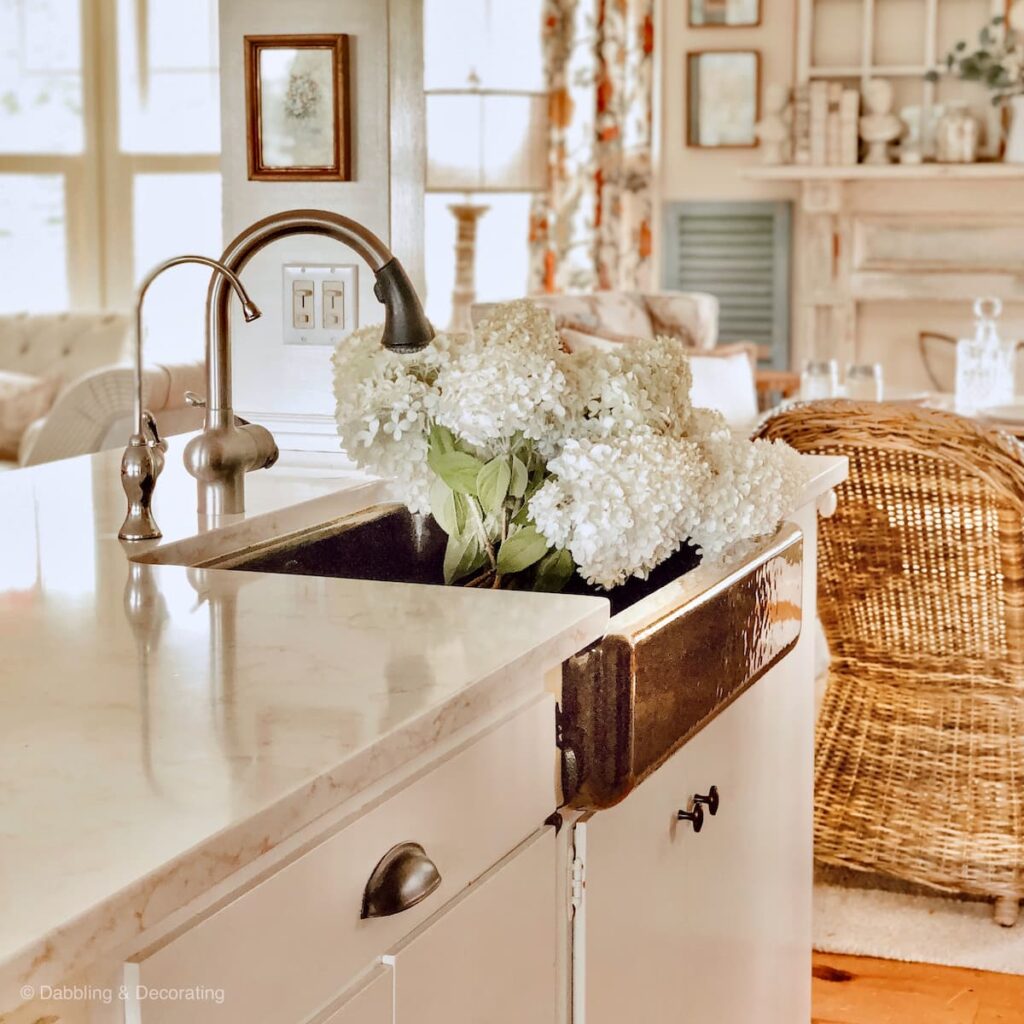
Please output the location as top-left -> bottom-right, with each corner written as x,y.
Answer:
744,165 -> 1024,382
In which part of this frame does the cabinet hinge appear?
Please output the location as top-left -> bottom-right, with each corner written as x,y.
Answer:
570,855 -> 586,912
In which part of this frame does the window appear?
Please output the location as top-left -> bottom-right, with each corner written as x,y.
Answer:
0,0 -> 221,362
422,0 -> 545,328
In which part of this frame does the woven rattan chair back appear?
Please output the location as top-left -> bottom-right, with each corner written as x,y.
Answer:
756,400 -> 1024,921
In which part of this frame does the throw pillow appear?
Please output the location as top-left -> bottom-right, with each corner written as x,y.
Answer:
559,328 -> 625,354
0,371 -> 60,460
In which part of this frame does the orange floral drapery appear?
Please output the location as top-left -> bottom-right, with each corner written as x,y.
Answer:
529,0 -> 655,294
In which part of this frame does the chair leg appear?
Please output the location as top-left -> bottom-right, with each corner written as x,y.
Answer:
993,896 -> 1021,927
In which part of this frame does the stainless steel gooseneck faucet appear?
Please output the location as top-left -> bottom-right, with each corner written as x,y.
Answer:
118,255 -> 261,541
183,209 -> 434,517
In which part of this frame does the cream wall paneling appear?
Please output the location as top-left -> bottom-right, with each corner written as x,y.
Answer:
0,0 -> 221,315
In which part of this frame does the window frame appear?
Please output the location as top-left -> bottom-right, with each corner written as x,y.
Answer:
0,0 -> 220,313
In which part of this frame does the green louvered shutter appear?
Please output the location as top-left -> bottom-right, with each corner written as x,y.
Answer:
661,200 -> 792,369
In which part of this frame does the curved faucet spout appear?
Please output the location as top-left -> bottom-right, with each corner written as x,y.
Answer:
119,253 -> 262,542
190,209 -> 434,518
204,208 -> 434,420
134,255 -> 260,438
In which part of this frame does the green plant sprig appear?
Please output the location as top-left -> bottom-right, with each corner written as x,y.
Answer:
425,424 -> 574,592
926,15 -> 1023,105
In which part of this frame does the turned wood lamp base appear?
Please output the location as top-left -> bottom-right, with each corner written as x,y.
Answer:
447,202 -> 489,334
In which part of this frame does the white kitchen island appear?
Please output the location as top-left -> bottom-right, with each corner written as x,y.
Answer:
0,441 -> 845,1024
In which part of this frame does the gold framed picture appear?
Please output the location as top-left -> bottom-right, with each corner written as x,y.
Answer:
689,0 -> 762,27
686,50 -> 761,149
244,34 -> 351,182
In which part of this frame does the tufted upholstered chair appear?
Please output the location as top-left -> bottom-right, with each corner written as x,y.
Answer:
0,313 -> 205,469
0,312 -> 131,385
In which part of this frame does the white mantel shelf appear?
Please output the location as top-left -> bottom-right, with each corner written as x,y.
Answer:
745,163 -> 1024,182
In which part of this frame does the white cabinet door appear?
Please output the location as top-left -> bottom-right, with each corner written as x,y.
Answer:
320,965 -> 393,1024
581,647 -> 814,1024
390,828 -> 557,1024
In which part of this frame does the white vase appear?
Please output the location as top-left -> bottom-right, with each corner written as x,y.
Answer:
1005,96 -> 1024,164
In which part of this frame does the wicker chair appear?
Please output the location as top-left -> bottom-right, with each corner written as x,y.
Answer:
756,400 -> 1024,926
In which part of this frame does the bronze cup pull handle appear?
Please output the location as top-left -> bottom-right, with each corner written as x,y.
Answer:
361,842 -> 442,919
677,802 -> 704,833
693,785 -> 720,816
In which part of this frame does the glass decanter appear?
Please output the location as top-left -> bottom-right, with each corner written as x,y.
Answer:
954,297 -> 1014,416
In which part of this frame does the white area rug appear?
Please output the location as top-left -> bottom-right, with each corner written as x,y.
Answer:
814,883 -> 1024,975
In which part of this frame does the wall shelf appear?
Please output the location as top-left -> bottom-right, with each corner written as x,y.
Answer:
745,163 -> 1024,181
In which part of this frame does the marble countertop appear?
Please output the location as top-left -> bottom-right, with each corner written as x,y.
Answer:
0,443 -> 610,1013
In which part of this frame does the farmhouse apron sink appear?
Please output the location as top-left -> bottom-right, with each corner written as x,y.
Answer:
192,503 -> 804,811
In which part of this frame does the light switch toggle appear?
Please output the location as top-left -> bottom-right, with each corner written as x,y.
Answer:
323,280 -> 345,329
292,279 -> 314,329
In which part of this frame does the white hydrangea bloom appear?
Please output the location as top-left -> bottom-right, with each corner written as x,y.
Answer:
432,300 -> 570,454
332,324 -> 449,513
689,435 -> 807,556
332,300 -> 809,590
529,431 -> 711,589
560,334 -> 693,442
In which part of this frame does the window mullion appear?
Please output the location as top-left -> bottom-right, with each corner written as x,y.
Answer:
95,0 -> 136,312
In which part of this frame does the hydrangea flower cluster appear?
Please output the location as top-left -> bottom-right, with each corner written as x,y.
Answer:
333,300 -> 808,591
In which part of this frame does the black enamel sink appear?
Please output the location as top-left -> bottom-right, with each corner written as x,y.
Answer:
199,501 -> 703,615
192,502 -> 804,810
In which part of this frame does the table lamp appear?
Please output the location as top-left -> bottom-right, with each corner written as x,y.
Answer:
426,71 -> 547,332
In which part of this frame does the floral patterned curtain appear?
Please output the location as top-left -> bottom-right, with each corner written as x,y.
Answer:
528,0 -> 655,294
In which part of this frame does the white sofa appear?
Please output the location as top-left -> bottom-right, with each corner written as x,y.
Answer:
18,362 -> 206,467
0,313 -> 204,468
0,311 -> 131,383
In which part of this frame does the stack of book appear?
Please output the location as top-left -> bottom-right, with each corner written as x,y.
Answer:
793,81 -> 861,166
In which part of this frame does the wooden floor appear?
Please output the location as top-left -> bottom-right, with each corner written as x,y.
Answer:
812,952 -> 1024,1023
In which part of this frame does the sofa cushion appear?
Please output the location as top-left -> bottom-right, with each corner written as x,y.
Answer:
559,327 -> 624,354
590,292 -> 653,339
0,371 -> 60,459
0,312 -> 131,385
526,295 -> 602,333
689,350 -> 758,430
644,292 -> 718,350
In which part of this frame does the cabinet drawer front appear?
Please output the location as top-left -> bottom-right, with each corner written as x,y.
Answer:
126,697 -> 555,1024
582,656 -> 813,1024
318,965 -> 392,1024
390,828 -> 557,1024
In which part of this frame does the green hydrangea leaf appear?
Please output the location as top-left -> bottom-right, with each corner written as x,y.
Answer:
443,531 -> 486,584
428,423 -> 456,454
509,455 -> 529,498
496,524 -> 549,576
533,547 -> 575,593
428,449 -> 485,495
477,457 -> 512,515
429,477 -> 456,535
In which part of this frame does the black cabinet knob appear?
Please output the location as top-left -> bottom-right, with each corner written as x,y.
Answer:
694,785 -> 720,816
677,802 -> 704,833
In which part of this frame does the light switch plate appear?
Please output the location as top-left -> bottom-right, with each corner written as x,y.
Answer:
282,263 -> 359,346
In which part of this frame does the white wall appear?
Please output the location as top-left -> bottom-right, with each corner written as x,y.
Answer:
217,0 -> 423,445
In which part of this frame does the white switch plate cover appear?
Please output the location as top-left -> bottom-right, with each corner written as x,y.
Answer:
282,263 -> 358,346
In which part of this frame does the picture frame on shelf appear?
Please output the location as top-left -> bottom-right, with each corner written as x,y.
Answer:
687,50 -> 761,148
689,0 -> 761,27
244,34 -> 351,182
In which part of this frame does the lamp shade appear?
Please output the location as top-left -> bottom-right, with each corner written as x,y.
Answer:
426,88 -> 548,193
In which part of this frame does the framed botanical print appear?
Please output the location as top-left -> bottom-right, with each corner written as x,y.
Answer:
686,51 -> 761,148
244,34 -> 351,181
689,0 -> 761,27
